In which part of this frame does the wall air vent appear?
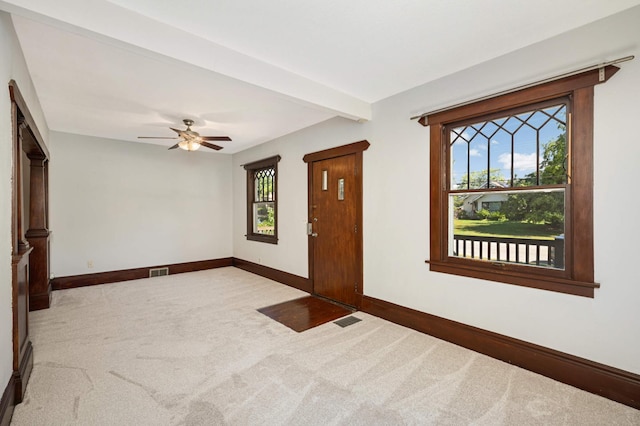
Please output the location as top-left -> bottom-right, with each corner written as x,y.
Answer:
149,267 -> 169,278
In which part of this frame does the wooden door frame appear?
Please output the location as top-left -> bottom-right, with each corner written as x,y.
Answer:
8,80 -> 49,405
9,81 -> 50,312
303,140 -> 370,309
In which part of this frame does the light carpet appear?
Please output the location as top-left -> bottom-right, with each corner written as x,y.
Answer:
10,267 -> 640,425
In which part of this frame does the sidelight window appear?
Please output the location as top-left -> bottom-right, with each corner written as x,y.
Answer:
244,155 -> 281,244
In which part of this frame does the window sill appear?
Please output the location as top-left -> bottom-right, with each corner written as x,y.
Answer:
246,234 -> 278,245
426,260 -> 599,298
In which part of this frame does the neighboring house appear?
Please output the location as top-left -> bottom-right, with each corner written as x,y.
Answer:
460,181 -> 508,216
461,193 -> 508,215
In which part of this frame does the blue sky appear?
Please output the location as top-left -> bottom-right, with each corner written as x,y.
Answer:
450,104 -> 566,189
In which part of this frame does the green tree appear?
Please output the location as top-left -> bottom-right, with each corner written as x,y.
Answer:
255,170 -> 274,200
500,191 -> 564,227
500,127 -> 566,227
539,130 -> 566,185
458,168 -> 505,189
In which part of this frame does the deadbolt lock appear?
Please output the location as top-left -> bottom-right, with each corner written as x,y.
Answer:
307,222 -> 318,237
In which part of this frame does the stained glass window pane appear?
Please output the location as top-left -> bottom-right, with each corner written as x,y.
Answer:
450,103 -> 567,190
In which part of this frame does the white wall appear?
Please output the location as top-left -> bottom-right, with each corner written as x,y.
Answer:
232,118 -> 370,277
232,7 -> 640,374
0,11 -> 49,393
49,132 -> 233,276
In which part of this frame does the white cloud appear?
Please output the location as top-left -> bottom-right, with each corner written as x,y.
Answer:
498,152 -> 536,171
491,139 -> 500,145
469,148 -> 481,157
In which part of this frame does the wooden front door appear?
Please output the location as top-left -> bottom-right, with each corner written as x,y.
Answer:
304,141 -> 369,308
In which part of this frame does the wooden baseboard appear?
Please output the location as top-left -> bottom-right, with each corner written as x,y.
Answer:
0,375 -> 15,426
51,258 -> 234,290
232,258 -> 312,293
29,283 -> 52,311
0,342 -> 32,425
361,295 -> 640,410
14,340 -> 33,404
48,257 -> 310,293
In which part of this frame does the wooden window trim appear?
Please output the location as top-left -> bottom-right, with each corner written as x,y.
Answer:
423,66 -> 619,298
244,155 -> 281,244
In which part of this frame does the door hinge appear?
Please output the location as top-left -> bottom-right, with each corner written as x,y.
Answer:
354,224 -> 358,233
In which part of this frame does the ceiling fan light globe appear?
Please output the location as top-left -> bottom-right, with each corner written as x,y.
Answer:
178,140 -> 201,151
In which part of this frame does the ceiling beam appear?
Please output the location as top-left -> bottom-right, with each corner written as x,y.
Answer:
0,0 -> 371,121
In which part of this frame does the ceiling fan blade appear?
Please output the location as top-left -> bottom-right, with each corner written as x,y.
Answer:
201,136 -> 232,141
141,121 -> 228,150
201,142 -> 224,151
138,136 -> 179,139
170,127 -> 186,137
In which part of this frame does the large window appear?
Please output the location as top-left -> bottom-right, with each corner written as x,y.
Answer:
421,66 -> 619,297
450,99 -> 567,270
244,155 -> 281,244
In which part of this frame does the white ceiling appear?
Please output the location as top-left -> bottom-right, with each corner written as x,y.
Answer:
2,0 -> 639,153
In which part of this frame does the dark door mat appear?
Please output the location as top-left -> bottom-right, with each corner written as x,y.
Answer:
258,295 -> 355,332
334,316 -> 362,328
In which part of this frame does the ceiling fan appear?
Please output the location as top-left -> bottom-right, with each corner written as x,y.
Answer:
138,119 -> 231,151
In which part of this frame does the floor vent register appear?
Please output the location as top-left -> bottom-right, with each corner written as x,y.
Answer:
334,316 -> 362,328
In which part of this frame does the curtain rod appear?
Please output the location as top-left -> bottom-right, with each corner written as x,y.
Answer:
410,55 -> 634,122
